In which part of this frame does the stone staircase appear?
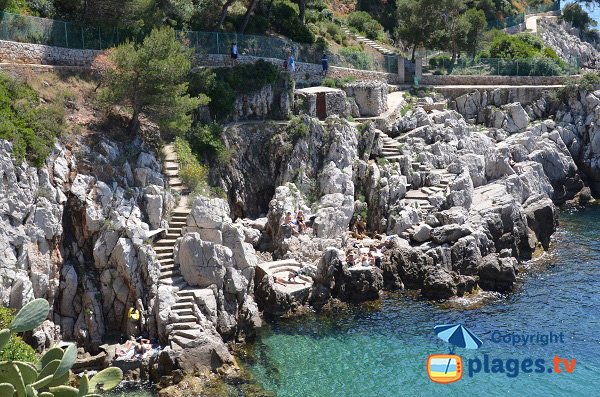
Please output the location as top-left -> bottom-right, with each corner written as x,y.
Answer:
341,27 -> 396,56
374,133 -> 457,218
156,144 -> 207,350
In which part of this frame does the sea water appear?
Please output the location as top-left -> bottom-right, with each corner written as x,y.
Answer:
245,207 -> 600,397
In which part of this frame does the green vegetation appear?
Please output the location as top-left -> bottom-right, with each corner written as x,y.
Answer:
174,136 -> 209,194
0,72 -> 64,167
189,60 -> 280,121
99,26 -> 203,135
339,46 -> 372,70
347,11 -> 385,41
321,75 -> 356,88
271,0 -> 315,43
0,298 -> 123,396
558,72 -> 600,99
0,307 -> 36,363
185,122 -> 229,164
562,2 -> 598,38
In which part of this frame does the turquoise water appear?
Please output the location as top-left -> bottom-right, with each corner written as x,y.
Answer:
245,207 -> 600,397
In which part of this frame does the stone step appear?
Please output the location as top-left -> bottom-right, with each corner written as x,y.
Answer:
164,170 -> 179,177
164,233 -> 181,239
176,295 -> 195,304
160,269 -> 181,279
172,328 -> 202,340
405,190 -> 430,200
170,215 -> 188,222
164,155 -> 178,162
167,230 -> 183,236
172,301 -> 194,311
171,335 -> 196,349
172,314 -> 197,323
164,163 -> 179,171
156,252 -> 173,259
172,307 -> 193,317
177,289 -> 202,298
155,239 -> 178,246
169,180 -> 183,188
160,263 -> 177,272
154,246 -> 173,253
170,322 -> 198,331
159,257 -> 175,264
384,155 -> 404,162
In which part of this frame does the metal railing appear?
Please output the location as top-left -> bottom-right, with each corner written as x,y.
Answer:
0,11 -> 399,74
428,56 -> 579,76
487,0 -> 560,30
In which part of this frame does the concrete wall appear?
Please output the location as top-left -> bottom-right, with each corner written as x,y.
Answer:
195,54 -> 400,85
0,40 -> 100,66
421,74 -> 572,86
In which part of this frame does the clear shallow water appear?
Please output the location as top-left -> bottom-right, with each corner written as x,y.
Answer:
245,206 -> 600,397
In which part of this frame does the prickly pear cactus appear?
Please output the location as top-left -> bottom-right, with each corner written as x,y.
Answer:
0,299 -> 123,397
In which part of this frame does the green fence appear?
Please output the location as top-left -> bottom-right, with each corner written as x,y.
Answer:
0,12 -> 124,49
487,0 -> 560,30
0,11 -> 398,73
178,30 -> 398,74
429,56 -> 580,76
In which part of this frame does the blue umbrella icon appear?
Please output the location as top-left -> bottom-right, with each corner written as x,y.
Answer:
434,324 -> 483,354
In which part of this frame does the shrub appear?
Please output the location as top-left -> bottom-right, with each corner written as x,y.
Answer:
185,123 -> 229,163
174,136 -> 209,192
323,21 -> 344,44
0,72 -> 64,167
429,55 -> 451,69
347,11 -> 384,40
339,46 -> 373,70
271,0 -> 315,44
527,57 -> 563,76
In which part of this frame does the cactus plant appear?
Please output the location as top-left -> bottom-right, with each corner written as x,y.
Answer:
0,298 -> 123,397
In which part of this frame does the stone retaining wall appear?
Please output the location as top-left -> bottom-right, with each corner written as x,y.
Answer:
421,74 -> 572,86
0,40 -> 100,66
195,54 -> 400,85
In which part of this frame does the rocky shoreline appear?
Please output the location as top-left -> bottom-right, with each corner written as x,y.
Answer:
2,79 -> 600,393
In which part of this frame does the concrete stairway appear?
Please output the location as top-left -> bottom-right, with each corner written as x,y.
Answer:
341,27 -> 396,56
156,144 -> 206,350
379,130 -> 405,163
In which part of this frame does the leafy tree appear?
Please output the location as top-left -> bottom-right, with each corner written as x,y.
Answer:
462,8 -> 487,59
99,27 -> 203,135
396,0 -> 442,61
562,2 -> 597,38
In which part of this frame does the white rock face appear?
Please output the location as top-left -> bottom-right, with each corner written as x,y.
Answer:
178,233 -> 233,289
539,18 -> 600,70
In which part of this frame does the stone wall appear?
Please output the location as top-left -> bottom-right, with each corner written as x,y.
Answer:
0,40 -> 100,66
195,54 -> 400,85
421,74 -> 571,86
435,85 -> 560,105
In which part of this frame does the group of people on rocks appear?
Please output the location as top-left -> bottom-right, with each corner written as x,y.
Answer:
282,210 -> 307,235
345,244 -> 384,269
230,42 -> 329,76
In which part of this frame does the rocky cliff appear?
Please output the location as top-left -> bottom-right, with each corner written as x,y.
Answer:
538,18 -> 600,70
0,134 -> 172,351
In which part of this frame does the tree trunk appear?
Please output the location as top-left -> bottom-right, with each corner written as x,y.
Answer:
299,0 -> 306,25
411,44 -> 417,63
449,49 -> 457,74
217,0 -> 236,30
239,0 -> 259,34
267,0 -> 275,19
129,105 -> 141,135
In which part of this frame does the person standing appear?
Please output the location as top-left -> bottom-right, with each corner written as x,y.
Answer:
288,55 -> 296,72
230,42 -> 238,65
321,53 -> 329,76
